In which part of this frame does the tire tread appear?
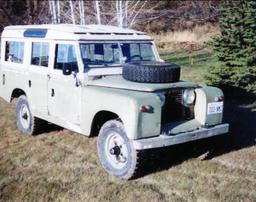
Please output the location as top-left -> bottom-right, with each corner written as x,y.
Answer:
123,61 -> 180,83
97,120 -> 144,180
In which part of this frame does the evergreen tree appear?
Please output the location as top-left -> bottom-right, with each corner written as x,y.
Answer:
212,1 -> 256,67
206,0 -> 256,95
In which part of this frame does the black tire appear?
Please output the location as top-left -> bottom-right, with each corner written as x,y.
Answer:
122,61 -> 180,83
97,120 -> 141,179
16,95 -> 43,135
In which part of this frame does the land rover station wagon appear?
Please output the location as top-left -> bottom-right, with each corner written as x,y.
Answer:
0,24 -> 229,179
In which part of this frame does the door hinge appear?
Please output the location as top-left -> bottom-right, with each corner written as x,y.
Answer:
51,89 -> 55,97
2,74 -> 5,85
47,74 -> 51,80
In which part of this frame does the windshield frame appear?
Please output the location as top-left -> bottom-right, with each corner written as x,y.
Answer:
79,40 -> 159,69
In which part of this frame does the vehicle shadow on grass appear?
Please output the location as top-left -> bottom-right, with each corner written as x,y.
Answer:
137,96 -> 256,178
36,122 -> 63,135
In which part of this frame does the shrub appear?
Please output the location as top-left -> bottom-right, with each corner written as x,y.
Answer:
206,1 -> 256,96
205,65 -> 256,95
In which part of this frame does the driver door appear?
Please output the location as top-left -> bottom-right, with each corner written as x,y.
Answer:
47,42 -> 81,125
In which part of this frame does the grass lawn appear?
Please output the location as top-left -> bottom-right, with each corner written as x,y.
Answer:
0,50 -> 255,202
160,49 -> 218,83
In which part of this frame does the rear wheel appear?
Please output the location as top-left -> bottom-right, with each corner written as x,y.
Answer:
16,95 -> 43,135
97,120 -> 141,179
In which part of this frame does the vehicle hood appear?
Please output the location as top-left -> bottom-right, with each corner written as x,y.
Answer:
86,75 -> 199,92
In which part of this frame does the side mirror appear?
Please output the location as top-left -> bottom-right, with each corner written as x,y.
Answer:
62,63 -> 72,75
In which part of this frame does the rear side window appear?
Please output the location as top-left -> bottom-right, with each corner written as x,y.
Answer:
5,41 -> 24,63
54,44 -> 78,72
31,42 -> 49,67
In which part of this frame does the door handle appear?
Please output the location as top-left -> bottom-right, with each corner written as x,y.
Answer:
51,89 -> 55,97
28,80 -> 32,88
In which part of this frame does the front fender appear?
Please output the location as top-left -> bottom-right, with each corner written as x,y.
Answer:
195,85 -> 224,126
81,86 -> 162,140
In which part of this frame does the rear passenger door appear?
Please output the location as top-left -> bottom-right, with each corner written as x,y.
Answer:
47,42 -> 81,125
28,41 -> 50,115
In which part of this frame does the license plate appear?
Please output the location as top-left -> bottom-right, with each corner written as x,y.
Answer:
207,102 -> 223,115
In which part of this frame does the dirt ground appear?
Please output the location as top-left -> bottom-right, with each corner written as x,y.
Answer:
0,97 -> 255,202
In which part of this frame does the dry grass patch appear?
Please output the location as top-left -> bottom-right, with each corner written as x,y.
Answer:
0,59 -> 255,201
0,97 -> 255,201
150,24 -> 219,52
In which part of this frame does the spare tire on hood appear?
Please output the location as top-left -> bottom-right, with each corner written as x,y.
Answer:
122,61 -> 180,83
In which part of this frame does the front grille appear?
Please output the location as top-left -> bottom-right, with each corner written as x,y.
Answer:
161,89 -> 194,124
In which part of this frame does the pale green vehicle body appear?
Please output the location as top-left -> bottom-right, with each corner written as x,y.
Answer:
82,76 -> 224,140
0,24 -> 228,148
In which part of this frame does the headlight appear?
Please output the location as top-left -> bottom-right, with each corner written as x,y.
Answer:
183,89 -> 195,105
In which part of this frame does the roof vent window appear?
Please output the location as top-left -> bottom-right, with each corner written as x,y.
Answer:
24,29 -> 47,38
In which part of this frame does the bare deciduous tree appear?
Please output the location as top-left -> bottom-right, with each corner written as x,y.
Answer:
0,0 -> 220,33
47,0 -> 150,28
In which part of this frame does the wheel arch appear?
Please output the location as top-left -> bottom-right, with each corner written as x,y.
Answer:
90,110 -> 120,136
10,88 -> 26,102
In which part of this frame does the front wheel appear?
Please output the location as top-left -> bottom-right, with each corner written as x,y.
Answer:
97,120 -> 141,179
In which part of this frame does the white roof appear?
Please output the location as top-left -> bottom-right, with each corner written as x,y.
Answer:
2,24 -> 152,41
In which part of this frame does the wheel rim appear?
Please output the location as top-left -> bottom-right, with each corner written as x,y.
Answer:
105,131 -> 129,169
19,104 -> 30,129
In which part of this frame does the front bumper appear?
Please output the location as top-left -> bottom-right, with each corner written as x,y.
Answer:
133,123 -> 229,150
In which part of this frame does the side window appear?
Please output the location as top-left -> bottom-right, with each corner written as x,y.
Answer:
54,44 -> 78,72
5,41 -> 24,63
31,42 -> 49,67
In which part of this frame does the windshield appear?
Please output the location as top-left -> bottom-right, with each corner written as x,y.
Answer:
80,43 -> 120,66
80,42 -> 156,69
120,43 -> 156,62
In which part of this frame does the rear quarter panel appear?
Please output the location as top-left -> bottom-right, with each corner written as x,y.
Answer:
0,64 -> 29,102
0,37 -> 29,103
